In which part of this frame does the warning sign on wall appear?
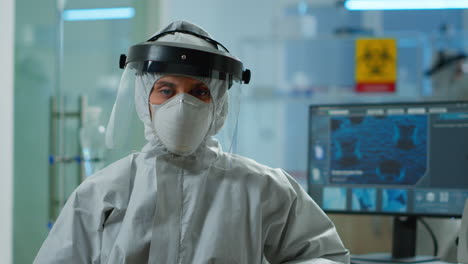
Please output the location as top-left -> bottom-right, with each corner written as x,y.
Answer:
355,38 -> 397,93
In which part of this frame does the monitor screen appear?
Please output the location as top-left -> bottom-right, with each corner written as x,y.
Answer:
308,100 -> 468,217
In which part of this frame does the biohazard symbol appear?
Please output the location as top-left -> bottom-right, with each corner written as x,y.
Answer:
355,39 -> 397,82
360,44 -> 393,75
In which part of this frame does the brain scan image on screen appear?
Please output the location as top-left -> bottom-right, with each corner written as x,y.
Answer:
329,115 -> 427,185
308,101 -> 468,261
382,189 -> 408,212
352,188 -> 377,211
323,187 -> 347,210
308,101 -> 468,219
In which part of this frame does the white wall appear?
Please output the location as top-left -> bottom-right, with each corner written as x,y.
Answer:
0,0 -> 14,262
162,0 -> 280,56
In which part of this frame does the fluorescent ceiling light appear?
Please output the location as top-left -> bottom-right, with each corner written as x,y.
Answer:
63,7 -> 135,21
345,0 -> 468,10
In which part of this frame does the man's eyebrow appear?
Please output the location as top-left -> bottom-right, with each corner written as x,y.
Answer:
155,81 -> 176,88
194,82 -> 208,88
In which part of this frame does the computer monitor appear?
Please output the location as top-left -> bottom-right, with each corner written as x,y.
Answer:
307,100 -> 468,260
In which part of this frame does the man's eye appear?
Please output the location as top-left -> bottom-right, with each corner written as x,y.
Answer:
159,89 -> 173,96
191,88 -> 210,97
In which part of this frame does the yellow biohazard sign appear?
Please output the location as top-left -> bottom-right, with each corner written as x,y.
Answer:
355,38 -> 397,92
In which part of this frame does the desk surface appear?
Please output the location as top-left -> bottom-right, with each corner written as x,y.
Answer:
351,260 -> 453,264
351,253 -> 455,264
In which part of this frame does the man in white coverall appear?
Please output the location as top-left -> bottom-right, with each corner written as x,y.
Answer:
34,21 -> 350,264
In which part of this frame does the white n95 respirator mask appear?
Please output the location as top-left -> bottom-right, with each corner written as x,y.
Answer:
151,93 -> 213,156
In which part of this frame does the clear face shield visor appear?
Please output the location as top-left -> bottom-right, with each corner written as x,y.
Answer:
105,39 -> 251,154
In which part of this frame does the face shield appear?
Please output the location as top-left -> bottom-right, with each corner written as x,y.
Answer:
105,29 -> 251,156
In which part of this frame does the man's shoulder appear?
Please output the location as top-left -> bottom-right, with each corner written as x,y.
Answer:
226,153 -> 280,175
224,153 -> 295,190
61,152 -> 153,215
76,153 -> 139,196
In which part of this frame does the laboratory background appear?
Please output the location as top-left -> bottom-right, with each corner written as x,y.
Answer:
1,0 -> 468,263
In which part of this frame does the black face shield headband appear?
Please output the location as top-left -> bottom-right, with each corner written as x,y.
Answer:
119,30 -> 251,87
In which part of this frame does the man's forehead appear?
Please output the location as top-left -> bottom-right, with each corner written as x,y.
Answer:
156,75 -> 206,86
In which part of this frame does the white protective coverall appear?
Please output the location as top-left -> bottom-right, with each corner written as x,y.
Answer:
34,21 -> 350,264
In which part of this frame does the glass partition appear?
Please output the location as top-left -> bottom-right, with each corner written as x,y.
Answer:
13,0 -> 161,262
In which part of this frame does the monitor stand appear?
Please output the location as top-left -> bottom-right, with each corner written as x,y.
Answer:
351,216 -> 439,263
